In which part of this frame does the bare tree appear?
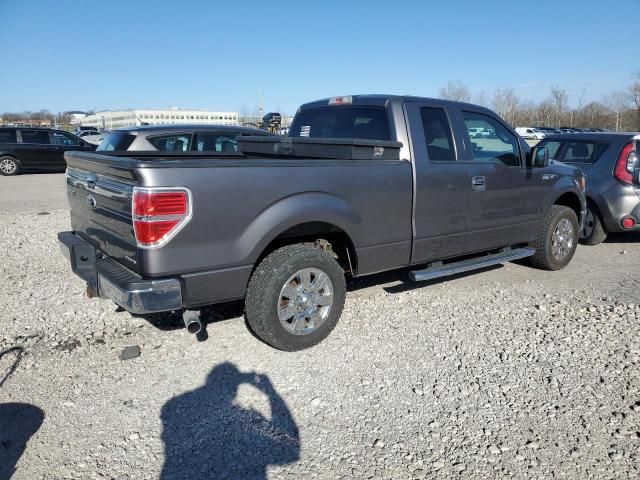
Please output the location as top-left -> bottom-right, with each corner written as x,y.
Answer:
581,102 -> 611,129
627,81 -> 640,131
549,86 -> 569,126
603,91 -> 630,131
438,81 -> 471,102
492,87 -> 520,126
472,90 -> 488,107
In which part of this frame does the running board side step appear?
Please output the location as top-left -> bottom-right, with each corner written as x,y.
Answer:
409,247 -> 536,282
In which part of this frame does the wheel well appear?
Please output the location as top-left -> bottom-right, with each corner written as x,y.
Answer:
554,193 -> 582,220
257,222 -> 358,275
584,196 -> 603,217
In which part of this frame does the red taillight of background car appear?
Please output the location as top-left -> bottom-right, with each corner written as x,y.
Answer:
622,217 -> 636,229
132,188 -> 191,248
613,142 -> 635,185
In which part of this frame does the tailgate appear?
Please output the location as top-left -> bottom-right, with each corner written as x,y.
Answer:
65,151 -> 140,272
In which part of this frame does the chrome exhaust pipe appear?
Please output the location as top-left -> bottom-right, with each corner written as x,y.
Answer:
182,310 -> 203,335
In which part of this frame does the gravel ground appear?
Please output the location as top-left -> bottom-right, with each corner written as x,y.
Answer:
1,209 -> 639,480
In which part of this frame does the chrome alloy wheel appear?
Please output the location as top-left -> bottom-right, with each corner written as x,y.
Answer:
0,158 -> 17,175
580,208 -> 595,239
552,218 -> 574,260
277,267 -> 334,335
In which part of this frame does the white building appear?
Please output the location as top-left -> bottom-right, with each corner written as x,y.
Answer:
75,108 -> 239,130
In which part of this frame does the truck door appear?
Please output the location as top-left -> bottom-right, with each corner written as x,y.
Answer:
404,101 -> 469,264
457,109 -> 542,252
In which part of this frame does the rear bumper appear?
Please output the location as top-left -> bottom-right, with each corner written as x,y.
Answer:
58,231 -> 183,314
596,184 -> 640,232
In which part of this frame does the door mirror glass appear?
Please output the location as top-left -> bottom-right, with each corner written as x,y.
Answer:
530,146 -> 549,168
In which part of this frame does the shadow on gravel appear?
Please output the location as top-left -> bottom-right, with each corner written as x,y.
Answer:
160,362 -> 299,480
136,301 -> 245,332
604,232 -> 640,243
0,403 -> 44,480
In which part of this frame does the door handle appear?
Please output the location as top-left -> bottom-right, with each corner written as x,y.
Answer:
471,176 -> 486,191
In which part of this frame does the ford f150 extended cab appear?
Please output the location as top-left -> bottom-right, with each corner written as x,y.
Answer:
58,95 -> 588,351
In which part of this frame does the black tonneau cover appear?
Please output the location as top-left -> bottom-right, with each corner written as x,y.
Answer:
237,136 -> 402,160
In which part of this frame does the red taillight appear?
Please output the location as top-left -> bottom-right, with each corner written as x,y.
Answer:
132,188 -> 191,248
622,217 -> 636,229
614,142 -> 635,185
133,191 -> 188,217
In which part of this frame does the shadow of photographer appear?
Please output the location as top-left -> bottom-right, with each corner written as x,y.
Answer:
160,362 -> 300,480
0,348 -> 45,480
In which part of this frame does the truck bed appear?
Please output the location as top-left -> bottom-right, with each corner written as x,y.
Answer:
64,149 -> 413,306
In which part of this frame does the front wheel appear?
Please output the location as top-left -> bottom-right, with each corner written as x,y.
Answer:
245,244 -> 346,351
529,205 -> 579,271
0,156 -> 20,176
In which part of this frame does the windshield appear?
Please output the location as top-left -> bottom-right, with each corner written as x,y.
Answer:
289,106 -> 391,141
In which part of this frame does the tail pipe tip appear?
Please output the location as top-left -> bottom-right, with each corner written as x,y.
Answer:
182,310 -> 203,335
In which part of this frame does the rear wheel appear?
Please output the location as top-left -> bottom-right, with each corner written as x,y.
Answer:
245,244 -> 346,351
530,205 -> 579,270
0,156 -> 19,176
580,205 -> 608,245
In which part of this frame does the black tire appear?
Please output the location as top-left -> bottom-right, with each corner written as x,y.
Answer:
529,205 -> 579,271
579,204 -> 608,245
0,156 -> 20,176
245,244 -> 346,351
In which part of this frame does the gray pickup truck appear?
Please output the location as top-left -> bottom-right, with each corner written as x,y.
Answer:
58,95 -> 587,351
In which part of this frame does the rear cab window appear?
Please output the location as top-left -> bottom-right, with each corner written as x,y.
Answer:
97,132 -> 136,151
420,107 -> 456,161
289,106 -> 391,141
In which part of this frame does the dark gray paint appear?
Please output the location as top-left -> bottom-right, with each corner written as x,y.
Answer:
63,95 -> 587,308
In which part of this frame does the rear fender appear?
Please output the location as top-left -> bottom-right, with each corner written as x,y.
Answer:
238,192 -> 361,264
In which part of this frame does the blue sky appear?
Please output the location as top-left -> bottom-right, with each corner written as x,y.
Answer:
0,0 -> 638,115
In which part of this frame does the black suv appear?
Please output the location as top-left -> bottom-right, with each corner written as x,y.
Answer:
0,127 -> 96,175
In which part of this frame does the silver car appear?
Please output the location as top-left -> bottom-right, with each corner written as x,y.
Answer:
537,133 -> 640,244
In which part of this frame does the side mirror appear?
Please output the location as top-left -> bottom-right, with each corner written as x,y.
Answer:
529,146 -> 549,168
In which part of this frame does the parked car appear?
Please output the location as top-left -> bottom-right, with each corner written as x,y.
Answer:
96,125 -> 270,153
74,128 -> 98,135
537,133 -> 639,244
516,127 -> 546,140
81,133 -> 105,146
58,94 -> 586,351
534,127 -> 562,135
0,127 -> 96,175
